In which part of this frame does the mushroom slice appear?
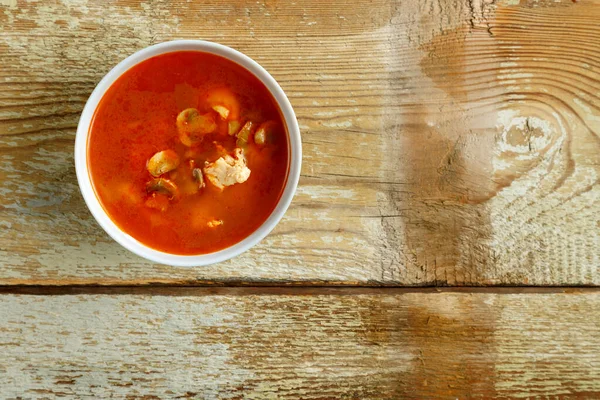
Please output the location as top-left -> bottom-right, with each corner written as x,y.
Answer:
192,167 -> 206,189
176,108 -> 217,147
147,149 -> 180,177
146,178 -> 180,200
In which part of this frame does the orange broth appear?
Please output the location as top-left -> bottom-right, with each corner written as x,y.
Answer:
88,51 -> 289,255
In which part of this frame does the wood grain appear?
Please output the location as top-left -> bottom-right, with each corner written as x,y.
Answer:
0,0 -> 598,285
0,290 -> 598,398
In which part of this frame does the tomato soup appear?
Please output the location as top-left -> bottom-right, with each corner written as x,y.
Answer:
88,51 -> 289,255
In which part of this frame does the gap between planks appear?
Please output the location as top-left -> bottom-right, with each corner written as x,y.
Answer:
1,285 -> 599,296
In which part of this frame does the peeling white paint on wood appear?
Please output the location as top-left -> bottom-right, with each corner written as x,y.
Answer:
0,0 -> 599,286
0,291 -> 599,398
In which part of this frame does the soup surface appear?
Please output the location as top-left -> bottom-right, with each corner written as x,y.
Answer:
88,51 -> 289,255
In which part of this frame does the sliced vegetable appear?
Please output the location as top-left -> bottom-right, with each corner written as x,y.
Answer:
253,121 -> 278,146
212,105 -> 230,120
147,149 -> 180,177
228,120 -> 241,136
205,87 -> 240,120
253,129 -> 266,146
176,108 -> 217,147
236,121 -> 254,147
146,178 -> 180,200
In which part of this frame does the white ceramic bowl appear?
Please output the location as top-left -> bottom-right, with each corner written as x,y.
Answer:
75,40 -> 301,266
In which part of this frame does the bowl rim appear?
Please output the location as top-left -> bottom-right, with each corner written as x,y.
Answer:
74,40 -> 302,267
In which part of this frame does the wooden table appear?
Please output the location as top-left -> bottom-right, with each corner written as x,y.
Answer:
1,0 -> 599,398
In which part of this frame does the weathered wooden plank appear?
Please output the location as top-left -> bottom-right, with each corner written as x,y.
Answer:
0,0 -> 598,285
0,290 -> 599,398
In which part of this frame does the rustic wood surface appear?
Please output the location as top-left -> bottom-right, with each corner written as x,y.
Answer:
2,2 -> 599,397
0,0 -> 598,286
0,289 -> 598,399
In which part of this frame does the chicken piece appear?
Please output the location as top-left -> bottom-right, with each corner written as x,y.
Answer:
203,148 -> 251,190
